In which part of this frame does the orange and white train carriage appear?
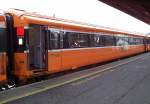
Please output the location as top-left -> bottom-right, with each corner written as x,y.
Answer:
0,9 -> 150,85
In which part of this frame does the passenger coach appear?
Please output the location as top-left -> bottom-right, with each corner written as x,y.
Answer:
1,9 -> 150,84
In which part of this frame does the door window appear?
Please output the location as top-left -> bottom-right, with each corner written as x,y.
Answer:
0,15 -> 6,52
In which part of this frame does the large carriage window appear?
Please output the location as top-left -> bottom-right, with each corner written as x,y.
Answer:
49,29 -> 60,49
63,32 -> 69,48
129,37 -> 137,45
93,34 -> 103,47
141,38 -> 144,44
67,32 -> 89,48
0,22 -> 6,52
146,39 -> 150,44
116,35 -> 129,46
135,38 -> 143,44
102,35 -> 115,46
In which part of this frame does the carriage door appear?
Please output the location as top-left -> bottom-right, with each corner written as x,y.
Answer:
28,24 -> 47,70
0,14 -> 7,80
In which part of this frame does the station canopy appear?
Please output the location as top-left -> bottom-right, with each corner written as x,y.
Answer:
99,0 -> 150,25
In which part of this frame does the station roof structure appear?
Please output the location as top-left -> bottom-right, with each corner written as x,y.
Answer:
99,0 -> 150,25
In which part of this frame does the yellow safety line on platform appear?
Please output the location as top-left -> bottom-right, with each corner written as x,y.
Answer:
0,54 -> 147,104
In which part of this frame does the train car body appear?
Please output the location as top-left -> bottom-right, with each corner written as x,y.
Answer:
0,9 -> 149,82
145,37 -> 150,51
0,14 -> 7,85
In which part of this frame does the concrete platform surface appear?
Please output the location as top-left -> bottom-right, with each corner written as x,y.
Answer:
1,53 -> 150,104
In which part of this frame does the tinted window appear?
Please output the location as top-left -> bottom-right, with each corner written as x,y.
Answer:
63,32 -> 69,48
146,39 -> 150,44
102,35 -> 115,46
0,28 -> 6,52
136,38 -> 143,44
129,37 -> 137,45
93,34 -> 103,47
67,32 -> 89,48
116,36 -> 129,46
49,29 -> 61,49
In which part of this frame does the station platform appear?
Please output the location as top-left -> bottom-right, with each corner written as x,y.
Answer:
1,52 -> 150,104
